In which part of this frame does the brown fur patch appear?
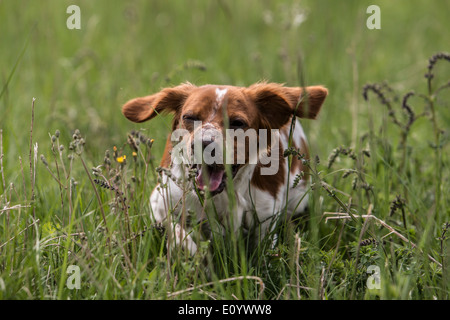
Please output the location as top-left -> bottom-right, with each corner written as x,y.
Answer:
160,134 -> 173,168
251,144 -> 286,198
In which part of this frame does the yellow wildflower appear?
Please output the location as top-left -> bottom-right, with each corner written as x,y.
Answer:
116,155 -> 126,163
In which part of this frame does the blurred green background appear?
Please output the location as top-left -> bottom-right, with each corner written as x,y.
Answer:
1,0 -> 448,169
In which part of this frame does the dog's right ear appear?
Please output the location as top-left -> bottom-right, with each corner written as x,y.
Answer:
122,83 -> 196,123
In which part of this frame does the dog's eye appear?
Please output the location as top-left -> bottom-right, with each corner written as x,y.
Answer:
229,118 -> 247,129
182,114 -> 199,122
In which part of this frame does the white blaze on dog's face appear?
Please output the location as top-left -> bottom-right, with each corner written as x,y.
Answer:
122,82 -> 328,195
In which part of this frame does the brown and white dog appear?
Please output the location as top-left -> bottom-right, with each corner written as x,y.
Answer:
122,82 -> 327,254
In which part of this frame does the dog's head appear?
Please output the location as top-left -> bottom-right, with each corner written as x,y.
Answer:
122,82 -> 327,195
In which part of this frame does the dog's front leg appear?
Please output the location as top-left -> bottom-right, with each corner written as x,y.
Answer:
150,178 -> 198,255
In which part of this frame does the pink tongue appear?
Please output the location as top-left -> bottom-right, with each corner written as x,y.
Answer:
196,166 -> 224,192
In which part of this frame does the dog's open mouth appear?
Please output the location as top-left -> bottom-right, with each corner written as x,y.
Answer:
194,163 -> 240,195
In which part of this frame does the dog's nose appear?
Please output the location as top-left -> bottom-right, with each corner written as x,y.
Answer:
192,126 -> 219,150
191,126 -> 223,164
191,138 -> 219,164
191,137 -> 215,152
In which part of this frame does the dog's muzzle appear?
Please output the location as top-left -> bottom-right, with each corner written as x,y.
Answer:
190,128 -> 240,195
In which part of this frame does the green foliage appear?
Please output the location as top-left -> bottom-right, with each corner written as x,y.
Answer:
0,0 -> 449,300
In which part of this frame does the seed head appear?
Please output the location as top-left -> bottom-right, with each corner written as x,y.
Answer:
40,154 -> 48,167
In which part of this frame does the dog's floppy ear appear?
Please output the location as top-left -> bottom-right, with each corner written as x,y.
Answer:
122,83 -> 196,123
246,83 -> 328,129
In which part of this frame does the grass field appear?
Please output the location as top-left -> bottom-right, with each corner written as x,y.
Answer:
0,0 -> 449,300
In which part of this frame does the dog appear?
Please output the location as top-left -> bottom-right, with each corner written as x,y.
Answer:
122,82 -> 327,254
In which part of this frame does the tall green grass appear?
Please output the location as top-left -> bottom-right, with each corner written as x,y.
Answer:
0,0 -> 449,299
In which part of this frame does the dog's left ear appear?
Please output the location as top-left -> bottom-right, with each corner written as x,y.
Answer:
122,83 -> 196,123
246,83 -> 328,129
